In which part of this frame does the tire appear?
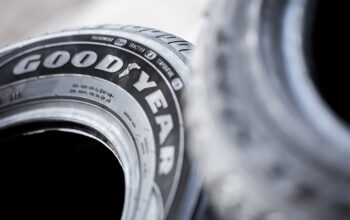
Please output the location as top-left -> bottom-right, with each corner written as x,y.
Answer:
186,0 -> 350,220
0,25 -> 200,220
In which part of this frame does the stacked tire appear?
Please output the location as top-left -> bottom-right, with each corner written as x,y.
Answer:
0,25 -> 200,220
186,0 -> 350,220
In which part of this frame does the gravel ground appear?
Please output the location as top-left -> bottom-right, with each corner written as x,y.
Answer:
0,0 -> 208,46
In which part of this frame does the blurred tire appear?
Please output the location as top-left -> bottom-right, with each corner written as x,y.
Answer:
186,0 -> 350,220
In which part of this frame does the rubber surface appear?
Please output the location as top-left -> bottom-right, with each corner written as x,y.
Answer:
0,25 -> 199,220
186,1 -> 350,220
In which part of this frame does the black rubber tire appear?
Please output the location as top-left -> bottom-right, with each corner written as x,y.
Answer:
0,25 -> 200,220
186,1 -> 350,220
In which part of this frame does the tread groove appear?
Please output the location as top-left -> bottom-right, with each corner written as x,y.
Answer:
179,48 -> 191,52
0,25 -> 193,62
139,28 -> 153,33
155,34 -> 170,38
168,40 -> 188,45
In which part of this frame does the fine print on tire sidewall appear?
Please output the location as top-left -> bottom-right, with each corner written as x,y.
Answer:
0,25 -> 200,220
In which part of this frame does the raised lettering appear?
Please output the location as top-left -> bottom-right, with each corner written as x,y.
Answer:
159,146 -> 175,175
43,51 -> 70,68
95,54 -> 123,73
155,114 -> 173,145
13,54 -> 41,75
145,90 -> 168,114
71,51 -> 97,67
133,71 -> 157,91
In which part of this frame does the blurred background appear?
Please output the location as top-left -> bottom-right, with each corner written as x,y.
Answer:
0,0 -> 208,46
